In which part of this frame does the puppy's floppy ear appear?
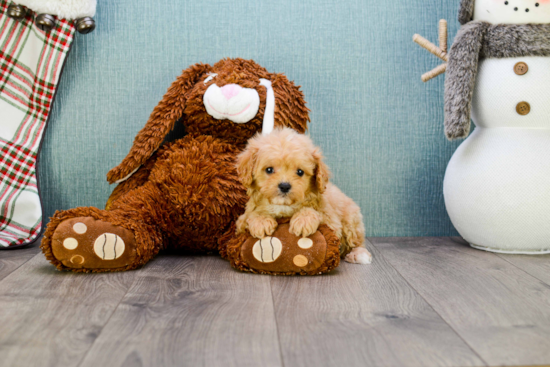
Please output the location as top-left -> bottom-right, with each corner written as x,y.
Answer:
107,63 -> 211,184
236,141 -> 260,188
270,73 -> 310,133
312,147 -> 330,194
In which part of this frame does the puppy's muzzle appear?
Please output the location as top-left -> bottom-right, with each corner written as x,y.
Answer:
278,182 -> 291,194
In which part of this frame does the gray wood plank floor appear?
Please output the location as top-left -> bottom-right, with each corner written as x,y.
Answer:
0,244 -> 39,281
1,237 -> 550,367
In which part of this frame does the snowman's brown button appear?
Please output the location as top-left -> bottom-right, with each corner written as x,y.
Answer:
516,102 -> 531,116
514,62 -> 528,75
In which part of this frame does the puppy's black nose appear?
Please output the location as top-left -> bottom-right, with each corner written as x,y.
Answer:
278,182 -> 291,193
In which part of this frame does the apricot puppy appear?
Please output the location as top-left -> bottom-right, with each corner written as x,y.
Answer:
236,128 -> 372,264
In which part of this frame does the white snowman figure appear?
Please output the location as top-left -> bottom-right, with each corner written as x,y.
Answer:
415,0 -> 550,253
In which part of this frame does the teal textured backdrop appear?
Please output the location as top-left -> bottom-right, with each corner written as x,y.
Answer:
40,0 -> 464,236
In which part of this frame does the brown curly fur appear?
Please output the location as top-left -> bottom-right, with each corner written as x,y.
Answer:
41,58 -> 310,272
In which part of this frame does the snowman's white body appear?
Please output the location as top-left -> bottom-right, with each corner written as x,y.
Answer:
444,56 -> 550,253
441,0 -> 550,254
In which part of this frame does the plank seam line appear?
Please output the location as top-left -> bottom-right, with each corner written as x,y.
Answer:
0,249 -> 42,283
270,277 -> 286,367
442,236 -> 550,365
447,237 -> 550,288
367,237 -> 489,367
74,273 -> 139,367
495,253 -> 550,288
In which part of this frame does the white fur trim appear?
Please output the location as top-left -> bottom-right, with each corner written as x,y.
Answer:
115,166 -> 140,184
14,0 -> 96,20
203,84 -> 260,123
204,73 -> 217,84
259,78 -> 275,135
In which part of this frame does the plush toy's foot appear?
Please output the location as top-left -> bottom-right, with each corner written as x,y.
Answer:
49,216 -> 137,271
222,220 -> 341,276
345,247 -> 373,265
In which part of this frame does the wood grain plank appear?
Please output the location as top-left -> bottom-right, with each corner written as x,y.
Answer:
0,243 -> 40,282
372,236 -> 550,367
0,253 -> 136,367
78,255 -> 282,367
495,251 -> 550,287
271,241 -> 485,367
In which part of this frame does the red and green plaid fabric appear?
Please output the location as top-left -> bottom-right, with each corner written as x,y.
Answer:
0,0 -> 75,247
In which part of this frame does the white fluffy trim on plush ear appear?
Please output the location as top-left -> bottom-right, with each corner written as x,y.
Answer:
114,166 -> 140,184
259,78 -> 275,135
14,0 -> 96,20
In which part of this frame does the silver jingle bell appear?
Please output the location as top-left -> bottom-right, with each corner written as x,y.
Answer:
7,4 -> 27,20
75,17 -> 96,34
35,13 -> 56,32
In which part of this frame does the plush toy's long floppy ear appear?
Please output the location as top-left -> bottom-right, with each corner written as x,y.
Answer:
107,63 -> 211,184
312,147 -> 330,194
236,141 -> 259,188
270,73 -> 310,133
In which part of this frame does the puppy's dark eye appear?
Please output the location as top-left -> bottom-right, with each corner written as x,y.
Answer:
297,169 -> 304,177
266,167 -> 274,174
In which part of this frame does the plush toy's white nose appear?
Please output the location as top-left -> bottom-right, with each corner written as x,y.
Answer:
220,84 -> 242,100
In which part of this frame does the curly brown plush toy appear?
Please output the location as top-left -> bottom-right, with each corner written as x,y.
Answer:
40,58 -> 331,273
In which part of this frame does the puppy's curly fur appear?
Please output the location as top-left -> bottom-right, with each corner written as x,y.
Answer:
236,128 -> 372,265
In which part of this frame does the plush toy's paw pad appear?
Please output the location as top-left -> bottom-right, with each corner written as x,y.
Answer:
345,247 -> 373,265
252,237 -> 283,263
51,217 -> 137,270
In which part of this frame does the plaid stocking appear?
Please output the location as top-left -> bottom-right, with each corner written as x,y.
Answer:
0,0 -> 75,247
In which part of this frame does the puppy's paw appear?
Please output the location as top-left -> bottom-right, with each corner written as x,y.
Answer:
289,211 -> 321,238
345,247 -> 373,265
247,216 -> 278,239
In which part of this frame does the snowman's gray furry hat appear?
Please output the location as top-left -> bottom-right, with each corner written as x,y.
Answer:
458,0 -> 475,24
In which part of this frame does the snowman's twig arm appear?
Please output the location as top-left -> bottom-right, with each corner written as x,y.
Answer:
439,20 -> 448,53
444,21 -> 489,140
413,20 -> 449,82
422,64 -> 447,83
413,34 -> 448,62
